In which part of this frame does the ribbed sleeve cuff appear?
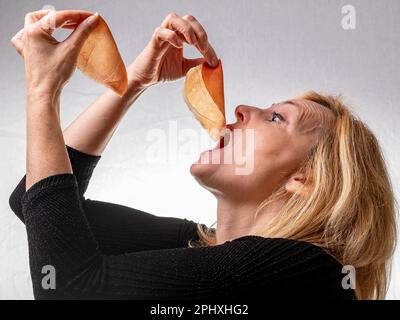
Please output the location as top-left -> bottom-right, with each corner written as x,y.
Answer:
9,146 -> 99,223
66,145 -> 101,165
21,173 -> 78,206
66,146 -> 101,195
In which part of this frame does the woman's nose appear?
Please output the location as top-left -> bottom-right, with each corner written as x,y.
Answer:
234,105 -> 256,124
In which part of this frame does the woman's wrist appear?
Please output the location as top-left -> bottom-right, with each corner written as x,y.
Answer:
27,88 -> 60,110
126,63 -> 155,92
126,76 -> 150,96
119,65 -> 152,106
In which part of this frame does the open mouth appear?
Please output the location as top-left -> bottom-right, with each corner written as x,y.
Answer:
213,125 -> 233,150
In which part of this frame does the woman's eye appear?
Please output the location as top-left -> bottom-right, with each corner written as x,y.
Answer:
268,111 -> 284,123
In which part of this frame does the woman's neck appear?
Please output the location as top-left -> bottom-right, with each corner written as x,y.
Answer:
215,196 -> 285,245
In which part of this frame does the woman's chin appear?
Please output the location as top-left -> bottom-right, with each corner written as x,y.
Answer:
190,149 -> 220,178
189,160 -> 221,195
190,158 -> 213,178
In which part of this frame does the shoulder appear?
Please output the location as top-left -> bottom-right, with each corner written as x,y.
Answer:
230,235 -> 342,269
224,236 -> 355,299
233,235 -> 331,252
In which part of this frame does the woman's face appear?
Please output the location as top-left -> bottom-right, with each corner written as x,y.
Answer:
190,99 -> 335,202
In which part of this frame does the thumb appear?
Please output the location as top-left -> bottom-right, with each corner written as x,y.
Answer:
64,12 -> 99,52
183,57 -> 206,75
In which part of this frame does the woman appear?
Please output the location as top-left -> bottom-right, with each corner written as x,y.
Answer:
9,10 -> 396,300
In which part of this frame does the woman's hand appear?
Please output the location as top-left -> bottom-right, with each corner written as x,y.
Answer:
11,10 -> 99,99
129,12 -> 219,89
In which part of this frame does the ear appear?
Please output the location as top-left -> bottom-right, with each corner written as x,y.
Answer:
285,172 -> 306,194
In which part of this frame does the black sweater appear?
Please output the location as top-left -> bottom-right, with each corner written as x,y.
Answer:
9,146 -> 354,300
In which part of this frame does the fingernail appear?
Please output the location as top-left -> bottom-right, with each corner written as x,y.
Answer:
86,12 -> 99,27
211,57 -> 218,66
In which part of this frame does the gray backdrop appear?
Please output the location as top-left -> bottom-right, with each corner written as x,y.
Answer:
0,0 -> 399,299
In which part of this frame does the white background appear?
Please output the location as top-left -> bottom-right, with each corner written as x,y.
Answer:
0,0 -> 399,299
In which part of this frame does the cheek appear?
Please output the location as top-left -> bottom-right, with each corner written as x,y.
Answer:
252,133 -> 306,178
253,130 -> 289,160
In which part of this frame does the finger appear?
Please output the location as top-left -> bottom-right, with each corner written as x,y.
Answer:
201,42 -> 219,68
11,28 -> 25,56
183,57 -> 206,74
24,9 -> 53,27
152,26 -> 183,49
62,13 -> 100,52
39,10 -> 93,34
161,12 -> 198,46
181,15 -> 208,52
182,15 -> 218,67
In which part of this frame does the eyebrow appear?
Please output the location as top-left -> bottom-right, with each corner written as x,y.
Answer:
271,100 -> 302,125
280,100 -> 300,108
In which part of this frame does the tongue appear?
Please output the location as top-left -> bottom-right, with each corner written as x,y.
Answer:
212,136 -> 224,150
212,128 -> 230,150
219,137 -> 225,149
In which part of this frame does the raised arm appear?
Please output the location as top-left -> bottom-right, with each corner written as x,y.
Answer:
13,11 -> 218,159
9,10 -> 217,252
11,11 -> 218,196
64,12 -> 219,156
19,10 -> 98,189
62,66 -> 147,156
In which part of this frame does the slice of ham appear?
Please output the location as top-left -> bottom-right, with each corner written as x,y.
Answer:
183,59 -> 226,140
77,15 -> 128,96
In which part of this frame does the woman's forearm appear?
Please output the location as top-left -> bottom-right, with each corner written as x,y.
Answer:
63,64 -> 149,156
62,11 -> 219,157
26,92 -> 72,191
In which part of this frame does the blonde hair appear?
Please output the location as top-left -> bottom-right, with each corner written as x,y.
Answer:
189,91 -> 397,300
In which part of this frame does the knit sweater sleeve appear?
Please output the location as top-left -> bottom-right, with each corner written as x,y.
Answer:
10,146 -> 202,253
9,145 -> 100,223
21,173 -> 354,300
